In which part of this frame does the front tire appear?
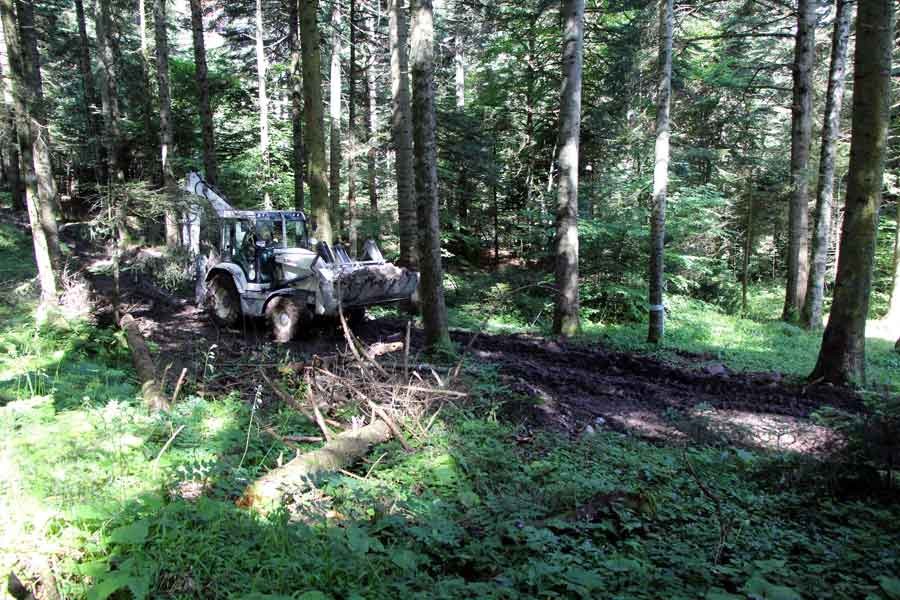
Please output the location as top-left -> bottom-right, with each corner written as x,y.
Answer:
206,274 -> 241,328
267,297 -> 301,343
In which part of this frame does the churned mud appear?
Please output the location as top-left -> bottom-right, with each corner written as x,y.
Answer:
70,233 -> 858,454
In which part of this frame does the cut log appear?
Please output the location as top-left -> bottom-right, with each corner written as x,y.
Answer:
365,341 -> 403,360
7,573 -> 36,600
238,419 -> 392,512
119,314 -> 168,411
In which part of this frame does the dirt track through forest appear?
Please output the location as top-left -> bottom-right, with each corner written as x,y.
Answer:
72,236 -> 860,454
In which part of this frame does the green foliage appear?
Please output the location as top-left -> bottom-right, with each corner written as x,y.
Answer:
443,272 -> 898,391
813,394 -> 900,485
127,247 -> 196,295
0,222 -> 36,289
2,297 -> 899,598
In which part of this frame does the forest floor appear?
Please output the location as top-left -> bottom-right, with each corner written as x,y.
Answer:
73,231 -> 864,455
2,216 -> 899,599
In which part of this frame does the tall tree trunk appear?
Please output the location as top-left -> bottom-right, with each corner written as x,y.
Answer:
289,0 -> 304,210
810,0 -> 894,385
97,0 -> 128,277
783,0 -> 815,321
454,16 -> 464,108
15,0 -> 40,101
137,0 -> 155,169
389,0 -> 415,268
365,7 -> 377,212
96,0 -> 122,179
15,0 -> 59,260
0,23 -> 23,210
802,0 -> 852,329
884,200 -> 900,322
452,6 -> 467,230
300,0 -> 332,243
74,0 -> 106,185
456,166 -> 468,226
551,0 -> 584,337
154,0 -> 178,246
347,0 -> 358,253
189,0 -> 218,185
96,0 -> 125,190
742,170 -> 754,314
329,0 -> 342,233
410,0 -> 449,350
0,0 -> 55,303
255,0 -> 270,209
830,186 -> 844,278
647,0 -> 673,344
492,143 -> 499,264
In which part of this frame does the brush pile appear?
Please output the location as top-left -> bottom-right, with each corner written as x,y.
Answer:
238,318 -> 468,513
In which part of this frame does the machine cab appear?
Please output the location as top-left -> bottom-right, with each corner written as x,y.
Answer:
219,211 -> 309,284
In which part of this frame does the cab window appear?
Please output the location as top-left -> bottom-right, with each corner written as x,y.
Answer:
284,220 -> 307,249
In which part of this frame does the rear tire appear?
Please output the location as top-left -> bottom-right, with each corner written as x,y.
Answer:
206,274 -> 241,328
346,307 -> 366,328
267,297 -> 301,343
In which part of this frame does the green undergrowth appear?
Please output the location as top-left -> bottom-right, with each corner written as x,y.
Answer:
2,227 -> 899,599
0,222 -> 36,292
583,293 -> 899,391
3,339 -> 900,598
1,303 -> 899,598
442,268 -> 899,392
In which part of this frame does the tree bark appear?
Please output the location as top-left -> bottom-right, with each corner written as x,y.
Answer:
154,0 -> 179,246
0,22 -> 23,210
810,0 -> 894,385
15,0 -> 59,262
0,0 -> 55,304
783,0 -> 815,321
347,0 -> 358,253
289,0 -> 304,210
454,15 -> 464,108
552,0 -> 584,337
137,0 -> 155,172
189,0 -> 218,185
411,0 -> 450,350
74,0 -> 106,185
742,170 -> 754,314
802,0 -> 852,329
300,0 -> 332,244
329,0 -> 342,233
255,0 -> 270,209
365,7 -> 377,212
120,314 -> 168,411
647,0 -> 672,344
389,0 -> 416,268
96,0 -> 124,187
95,0 -> 129,263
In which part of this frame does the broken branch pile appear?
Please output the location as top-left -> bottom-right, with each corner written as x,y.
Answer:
238,317 -> 467,513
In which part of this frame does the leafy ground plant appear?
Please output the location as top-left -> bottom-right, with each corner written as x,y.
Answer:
4,348 -> 900,599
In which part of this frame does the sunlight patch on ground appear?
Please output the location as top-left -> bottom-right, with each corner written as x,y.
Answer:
690,407 -> 838,454
866,318 -> 900,343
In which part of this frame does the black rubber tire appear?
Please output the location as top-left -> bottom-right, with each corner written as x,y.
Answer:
267,297 -> 301,343
206,274 -> 241,328
346,307 -> 366,328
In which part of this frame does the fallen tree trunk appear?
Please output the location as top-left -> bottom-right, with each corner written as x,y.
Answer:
238,419 -> 392,512
365,341 -> 404,360
120,314 -> 168,411
7,573 -> 36,600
